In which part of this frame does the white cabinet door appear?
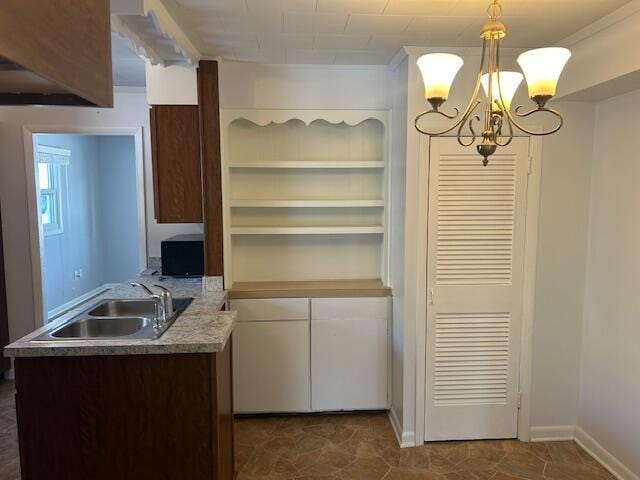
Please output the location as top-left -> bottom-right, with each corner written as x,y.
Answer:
311,297 -> 389,411
231,298 -> 310,413
425,138 -> 530,441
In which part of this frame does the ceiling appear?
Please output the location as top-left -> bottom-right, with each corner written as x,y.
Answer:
157,0 -> 632,65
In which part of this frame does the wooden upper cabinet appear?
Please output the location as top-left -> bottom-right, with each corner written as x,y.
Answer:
0,0 -> 113,107
150,105 -> 203,224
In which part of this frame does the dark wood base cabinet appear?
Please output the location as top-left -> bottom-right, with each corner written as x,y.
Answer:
14,341 -> 234,480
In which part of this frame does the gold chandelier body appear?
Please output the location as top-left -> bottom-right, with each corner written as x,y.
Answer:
414,0 -> 570,165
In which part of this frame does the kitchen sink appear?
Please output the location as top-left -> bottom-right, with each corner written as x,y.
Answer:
51,317 -> 151,339
87,298 -> 192,318
33,297 -> 194,342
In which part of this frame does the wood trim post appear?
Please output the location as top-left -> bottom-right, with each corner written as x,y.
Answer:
197,61 -> 224,276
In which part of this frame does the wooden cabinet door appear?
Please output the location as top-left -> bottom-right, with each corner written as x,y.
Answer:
230,299 -> 311,413
150,105 -> 203,223
311,297 -> 389,411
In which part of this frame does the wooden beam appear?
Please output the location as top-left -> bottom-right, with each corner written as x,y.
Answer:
0,0 -> 113,107
197,61 -> 224,276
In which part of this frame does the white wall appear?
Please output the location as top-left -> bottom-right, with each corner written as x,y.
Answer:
557,4 -> 640,101
36,135 -> 104,313
97,136 -> 141,284
220,61 -> 394,109
35,134 -> 142,314
530,102 -> 595,428
390,56 -> 408,433
578,90 -> 640,475
0,92 -> 200,342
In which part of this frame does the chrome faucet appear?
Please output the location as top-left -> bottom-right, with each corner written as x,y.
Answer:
130,282 -> 174,327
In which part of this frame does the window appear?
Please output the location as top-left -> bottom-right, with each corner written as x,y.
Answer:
36,145 -> 70,236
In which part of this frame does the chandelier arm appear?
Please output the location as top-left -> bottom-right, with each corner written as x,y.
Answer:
494,113 -> 514,146
456,101 -> 482,146
414,39 -> 488,137
414,107 -> 461,136
458,114 -> 482,147
495,40 -> 565,137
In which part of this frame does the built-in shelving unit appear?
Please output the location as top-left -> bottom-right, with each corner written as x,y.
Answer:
221,109 -> 390,288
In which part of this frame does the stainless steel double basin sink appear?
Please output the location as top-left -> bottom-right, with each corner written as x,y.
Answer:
34,297 -> 193,342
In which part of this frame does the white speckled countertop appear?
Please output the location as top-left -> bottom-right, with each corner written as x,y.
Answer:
4,276 -> 235,358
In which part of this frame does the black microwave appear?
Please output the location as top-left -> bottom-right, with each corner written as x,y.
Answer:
161,234 -> 204,277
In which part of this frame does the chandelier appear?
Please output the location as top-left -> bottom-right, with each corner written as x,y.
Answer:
414,0 -> 571,165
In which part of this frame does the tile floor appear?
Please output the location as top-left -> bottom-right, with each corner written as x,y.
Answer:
234,414 -> 614,480
0,379 -> 614,480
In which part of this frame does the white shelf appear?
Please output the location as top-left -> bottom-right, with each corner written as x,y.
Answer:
229,199 -> 385,208
230,226 -> 385,235
228,161 -> 385,169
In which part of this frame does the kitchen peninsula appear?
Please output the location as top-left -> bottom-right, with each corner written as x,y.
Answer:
4,276 -> 236,480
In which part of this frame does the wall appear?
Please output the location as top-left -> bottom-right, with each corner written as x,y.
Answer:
0,92 -> 200,341
34,134 -> 142,315
557,3 -> 640,101
36,135 -> 103,313
97,136 -> 140,284
578,90 -> 640,475
219,61 -> 394,109
529,103 -> 595,429
390,56 -> 408,434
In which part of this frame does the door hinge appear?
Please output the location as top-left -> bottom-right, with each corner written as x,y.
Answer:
517,391 -> 522,409
428,288 -> 434,305
527,156 -> 533,175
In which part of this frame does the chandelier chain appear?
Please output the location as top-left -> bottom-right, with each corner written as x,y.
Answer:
487,0 -> 503,21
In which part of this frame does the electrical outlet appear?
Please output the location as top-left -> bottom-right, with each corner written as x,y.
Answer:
74,269 -> 83,280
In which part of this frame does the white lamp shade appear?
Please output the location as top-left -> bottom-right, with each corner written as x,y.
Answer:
481,71 -> 524,111
517,47 -> 571,98
417,53 -> 464,101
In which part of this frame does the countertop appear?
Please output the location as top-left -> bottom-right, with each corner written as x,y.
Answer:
229,278 -> 392,299
4,276 -> 235,358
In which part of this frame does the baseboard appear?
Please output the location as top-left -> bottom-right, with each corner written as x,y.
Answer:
47,283 -> 118,321
575,427 -> 639,480
530,425 -> 576,442
388,408 -> 415,448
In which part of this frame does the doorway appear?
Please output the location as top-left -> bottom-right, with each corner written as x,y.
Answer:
24,128 -> 146,325
423,137 -> 540,442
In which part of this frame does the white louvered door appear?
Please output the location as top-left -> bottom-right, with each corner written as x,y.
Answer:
425,137 -> 530,441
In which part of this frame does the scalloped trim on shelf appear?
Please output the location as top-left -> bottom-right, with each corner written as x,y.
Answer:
229,117 -> 384,128
222,109 -> 389,128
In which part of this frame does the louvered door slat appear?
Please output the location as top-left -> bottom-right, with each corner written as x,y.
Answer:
426,138 -> 529,441
436,151 -> 516,286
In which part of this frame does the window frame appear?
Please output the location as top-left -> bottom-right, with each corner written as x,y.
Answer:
37,160 -> 65,237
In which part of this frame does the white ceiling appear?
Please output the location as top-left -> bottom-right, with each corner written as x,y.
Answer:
157,0 -> 632,65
